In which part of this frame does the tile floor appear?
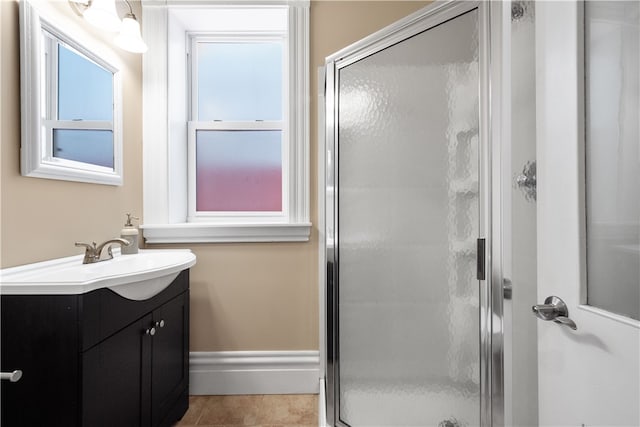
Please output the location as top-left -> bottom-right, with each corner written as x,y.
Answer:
175,394 -> 319,427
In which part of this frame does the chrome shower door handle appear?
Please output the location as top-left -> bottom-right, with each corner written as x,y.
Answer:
515,160 -> 537,202
532,296 -> 577,330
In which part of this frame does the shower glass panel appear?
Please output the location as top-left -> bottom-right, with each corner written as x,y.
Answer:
335,8 -> 480,426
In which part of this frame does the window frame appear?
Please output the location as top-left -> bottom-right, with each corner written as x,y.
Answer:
188,34 -> 289,223
141,1 -> 310,243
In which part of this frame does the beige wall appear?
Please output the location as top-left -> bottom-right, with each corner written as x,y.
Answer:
1,0 -> 427,352
1,0 -> 143,268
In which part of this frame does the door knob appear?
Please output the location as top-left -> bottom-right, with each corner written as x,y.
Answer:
532,296 -> 577,330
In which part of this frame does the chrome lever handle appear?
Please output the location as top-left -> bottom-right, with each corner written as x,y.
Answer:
532,303 -> 557,318
554,316 -> 577,331
532,296 -> 577,330
1,370 -> 23,382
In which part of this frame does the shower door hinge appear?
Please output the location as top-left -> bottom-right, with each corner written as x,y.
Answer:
476,238 -> 486,280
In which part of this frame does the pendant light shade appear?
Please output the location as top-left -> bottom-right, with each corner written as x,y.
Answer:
69,0 -> 147,54
114,13 -> 148,53
83,0 -> 121,32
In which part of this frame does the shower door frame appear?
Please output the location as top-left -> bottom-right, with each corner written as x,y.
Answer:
324,1 -> 507,426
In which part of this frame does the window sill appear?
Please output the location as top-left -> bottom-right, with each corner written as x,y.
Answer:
141,222 -> 312,244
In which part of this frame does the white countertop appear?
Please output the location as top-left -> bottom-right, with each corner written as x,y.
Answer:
0,249 -> 196,299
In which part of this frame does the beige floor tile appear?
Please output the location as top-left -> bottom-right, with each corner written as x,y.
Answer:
198,395 -> 264,425
261,425 -> 318,427
175,394 -> 318,426
176,395 -> 209,425
256,395 -> 318,425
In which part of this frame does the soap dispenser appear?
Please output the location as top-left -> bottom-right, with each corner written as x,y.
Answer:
120,213 -> 139,255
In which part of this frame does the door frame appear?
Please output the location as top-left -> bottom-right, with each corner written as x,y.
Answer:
318,1 -> 509,425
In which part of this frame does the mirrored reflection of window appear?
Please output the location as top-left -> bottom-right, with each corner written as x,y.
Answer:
585,1 -> 640,320
45,33 -> 115,170
53,129 -> 114,168
58,44 -> 113,121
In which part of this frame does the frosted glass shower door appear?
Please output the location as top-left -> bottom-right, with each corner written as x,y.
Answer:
329,5 -> 482,427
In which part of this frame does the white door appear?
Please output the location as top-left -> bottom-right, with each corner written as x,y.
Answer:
535,1 -> 640,425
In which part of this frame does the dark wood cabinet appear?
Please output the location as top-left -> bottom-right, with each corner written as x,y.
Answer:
1,270 -> 190,427
151,294 -> 189,427
82,314 -> 151,427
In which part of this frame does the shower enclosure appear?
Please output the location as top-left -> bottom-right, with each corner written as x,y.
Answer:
325,2 -> 495,425
323,1 -> 640,426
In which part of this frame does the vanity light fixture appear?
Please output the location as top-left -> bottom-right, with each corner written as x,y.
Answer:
69,0 -> 148,54
114,4 -> 148,53
83,0 -> 121,32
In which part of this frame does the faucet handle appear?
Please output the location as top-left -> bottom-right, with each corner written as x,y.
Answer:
75,242 -> 98,264
75,242 -> 97,252
76,239 -> 129,264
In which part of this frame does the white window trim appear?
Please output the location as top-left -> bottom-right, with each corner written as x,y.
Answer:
141,0 -> 310,243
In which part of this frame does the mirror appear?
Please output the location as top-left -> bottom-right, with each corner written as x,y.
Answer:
19,0 -> 123,185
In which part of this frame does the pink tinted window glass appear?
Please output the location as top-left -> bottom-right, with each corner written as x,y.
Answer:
196,130 -> 282,212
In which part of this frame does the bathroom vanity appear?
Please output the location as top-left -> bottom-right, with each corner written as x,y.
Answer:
0,250 -> 195,427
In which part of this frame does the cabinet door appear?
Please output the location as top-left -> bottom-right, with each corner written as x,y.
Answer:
151,292 -> 189,427
82,314 -> 153,427
1,296 -> 80,427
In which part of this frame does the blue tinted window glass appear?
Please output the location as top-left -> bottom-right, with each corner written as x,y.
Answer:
58,44 -> 113,121
197,42 -> 282,121
53,129 -> 114,169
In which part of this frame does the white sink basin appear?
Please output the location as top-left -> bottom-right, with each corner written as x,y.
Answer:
0,249 -> 196,300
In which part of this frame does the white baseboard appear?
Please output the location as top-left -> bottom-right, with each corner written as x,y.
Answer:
189,351 -> 320,395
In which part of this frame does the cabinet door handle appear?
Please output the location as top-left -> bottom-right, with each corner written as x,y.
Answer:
1,370 -> 23,383
155,319 -> 165,328
145,327 -> 156,336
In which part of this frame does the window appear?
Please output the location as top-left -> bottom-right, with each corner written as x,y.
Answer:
189,36 -> 287,221
141,1 -> 310,243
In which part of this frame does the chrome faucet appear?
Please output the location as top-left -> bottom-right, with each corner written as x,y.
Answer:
75,238 -> 131,264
